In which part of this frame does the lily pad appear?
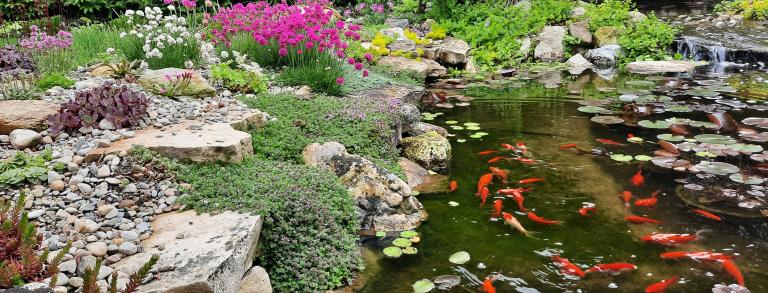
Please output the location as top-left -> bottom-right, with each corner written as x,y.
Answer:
409,236 -> 421,243
627,137 -> 644,143
610,154 -> 633,162
689,121 -> 720,129
742,117 -> 768,129
376,231 -> 386,238
402,247 -> 419,255
665,105 -> 692,112
577,105 -> 610,114
657,134 -> 684,142
694,134 -> 737,145
392,238 -> 412,247
463,122 -> 479,127
445,120 -> 458,124
728,144 -> 764,154
413,279 -> 435,293
433,275 -> 461,290
729,173 -> 765,185
456,139 -> 467,143
590,115 -> 624,124
466,126 -> 481,131
695,161 -> 740,175
638,120 -> 671,129
634,155 -> 653,161
449,251 -> 471,264
400,231 -> 418,238
383,246 -> 402,258
449,125 -> 464,130
695,151 -> 718,158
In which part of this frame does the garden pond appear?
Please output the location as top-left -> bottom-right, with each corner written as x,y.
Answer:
357,66 -> 768,292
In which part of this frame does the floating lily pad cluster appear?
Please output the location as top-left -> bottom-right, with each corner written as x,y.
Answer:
439,120 -> 489,142
381,230 -> 421,258
409,251 -> 472,292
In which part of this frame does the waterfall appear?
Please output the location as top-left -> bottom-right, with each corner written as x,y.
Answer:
674,36 -> 729,63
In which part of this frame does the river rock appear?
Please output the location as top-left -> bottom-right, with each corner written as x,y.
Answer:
398,157 -> 450,194
406,122 -> 448,138
626,60 -> 703,74
237,266 -> 272,293
534,26 -> 566,62
585,44 -> 626,66
303,142 -> 428,231
377,56 -> 447,78
114,211 -> 262,293
137,68 -> 216,98
400,131 -> 451,172
0,100 -> 60,134
568,21 -> 592,44
594,26 -> 620,46
565,53 -> 593,74
423,37 -> 471,65
9,129 -> 42,150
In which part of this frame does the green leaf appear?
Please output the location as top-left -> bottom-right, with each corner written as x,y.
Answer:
577,105 -> 610,114
657,134 -> 684,142
638,120 -> 671,129
728,173 -> 765,185
402,246 -> 418,255
375,231 -> 386,238
694,134 -> 737,145
392,238 -> 412,247
627,137 -> 644,143
412,279 -> 435,293
695,161 -> 740,175
400,231 -> 418,238
383,246 -> 402,258
610,154 -> 633,162
448,251 -> 470,264
634,155 -> 653,161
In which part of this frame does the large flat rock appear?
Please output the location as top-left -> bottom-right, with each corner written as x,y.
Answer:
0,100 -> 60,134
378,56 -> 447,78
627,60 -> 706,74
114,211 -> 263,293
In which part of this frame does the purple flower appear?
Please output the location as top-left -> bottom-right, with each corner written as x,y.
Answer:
354,62 -> 363,70
181,0 -> 196,9
364,53 -> 373,62
336,76 -> 345,85
363,70 -> 369,77
164,0 -> 175,4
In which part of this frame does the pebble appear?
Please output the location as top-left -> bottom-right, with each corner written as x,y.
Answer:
122,230 -> 140,241
69,277 -> 84,288
50,180 -> 66,191
86,242 -> 108,256
118,242 -> 138,255
28,209 -> 45,219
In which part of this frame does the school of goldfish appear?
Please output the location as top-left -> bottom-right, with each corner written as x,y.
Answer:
458,141 -> 743,293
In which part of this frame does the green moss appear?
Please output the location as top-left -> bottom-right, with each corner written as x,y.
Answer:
36,73 -> 74,90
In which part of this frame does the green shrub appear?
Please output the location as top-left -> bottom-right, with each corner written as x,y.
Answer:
618,13 -> 678,61
0,150 -> 51,187
715,0 -> 768,20
174,157 -> 363,292
585,0 -> 634,30
210,62 -> 267,94
36,72 -> 74,90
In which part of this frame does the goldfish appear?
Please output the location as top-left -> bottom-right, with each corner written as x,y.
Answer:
551,255 -> 585,278
527,212 -> 561,225
626,215 -> 662,224
660,251 -> 730,262
578,206 -> 597,216
481,277 -> 496,293
489,167 -> 508,183
516,158 -> 536,164
449,180 -> 458,192
492,199 -> 503,217
642,231 -> 705,246
518,178 -> 544,184
631,170 -> 645,186
644,276 -> 679,293
501,143 -> 515,150
691,209 -> 722,221
516,142 -> 528,152
635,190 -> 660,207
507,191 -> 527,212
480,187 -> 489,207
720,259 -> 744,286
596,138 -> 623,145
497,187 -> 531,195
559,143 -> 578,149
585,263 -> 638,275
620,191 -> 633,208
477,173 -> 494,195
502,212 -> 530,236
478,150 -> 498,155
487,156 -> 510,164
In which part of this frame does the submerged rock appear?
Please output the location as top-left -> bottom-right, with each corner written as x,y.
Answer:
398,157 -> 449,194
303,142 -> 428,231
534,26 -> 567,62
400,131 -> 452,172
377,56 -> 447,78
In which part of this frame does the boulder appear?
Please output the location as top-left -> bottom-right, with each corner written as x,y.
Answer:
86,110 -> 268,163
572,6 -> 587,18
594,26 -> 620,47
585,44 -> 625,66
377,56 -> 447,78
384,18 -> 409,28
379,27 -> 405,39
9,129 -> 42,150
400,131 -> 451,172
398,157 -> 449,194
565,53 -> 593,74
0,100 -> 60,134
137,68 -> 216,98
424,37 -> 471,65
518,37 -> 532,57
303,142 -> 428,231
388,38 -> 416,53
89,65 -> 116,77
534,26 -> 567,62
626,60 -> 705,74
237,266 -> 272,293
113,211 -> 262,293
568,21 -> 592,44
406,122 -> 448,138
628,11 -> 647,24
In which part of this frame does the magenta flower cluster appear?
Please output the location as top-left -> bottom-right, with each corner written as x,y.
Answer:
208,0 -> 368,82
343,1 -> 393,17
19,25 -> 73,51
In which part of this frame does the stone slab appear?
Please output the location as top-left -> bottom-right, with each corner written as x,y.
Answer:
0,100 -> 59,134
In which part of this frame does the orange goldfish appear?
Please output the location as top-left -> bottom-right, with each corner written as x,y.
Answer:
635,190 -> 660,207
478,150 -> 498,155
492,199 -> 503,217
497,187 -> 531,195
620,191 -> 633,208
559,143 -> 578,149
720,259 -> 744,286
644,276 -> 679,293
691,209 -> 722,221
502,212 -> 530,236
501,143 -> 515,150
507,191 -> 527,212
489,167 -> 508,183
516,141 -> 528,152
516,158 -> 536,164
449,180 -> 458,192
477,173 -> 493,195
631,170 -> 645,186
578,206 -> 597,216
527,212 -> 561,225
585,263 -> 637,275
596,138 -> 623,145
626,215 -> 662,224
642,233 -> 700,246
481,277 -> 496,293
551,255 -> 585,277
487,156 -> 510,164
660,251 -> 730,262
518,178 -> 544,184
480,187 -> 489,207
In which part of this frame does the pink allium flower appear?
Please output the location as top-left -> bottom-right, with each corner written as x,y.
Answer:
354,62 -> 363,70
181,0 -> 196,9
164,0 -> 174,4
364,53 -> 373,62
336,76 -> 345,85
347,58 -> 355,65
278,47 -> 288,56
363,70 -> 369,77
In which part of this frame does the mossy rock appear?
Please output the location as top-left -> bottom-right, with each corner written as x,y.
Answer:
676,185 -> 768,219
400,131 -> 452,172
594,26 -> 620,47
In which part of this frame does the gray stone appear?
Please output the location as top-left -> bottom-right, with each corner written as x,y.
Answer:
28,209 -> 45,219
425,37 -> 471,65
568,21 -> 592,44
237,266 -> 272,293
572,6 -> 587,18
377,56 -> 447,78
585,44 -> 626,66
114,211 -> 262,293
626,60 -> 704,74
628,11 -> 647,24
534,26 -> 566,62
379,27 -> 405,39
518,37 -> 532,57
68,277 -> 84,288
86,242 -> 108,256
59,259 -> 77,274
400,131 -> 452,172
98,119 -> 116,130
138,68 -> 216,98
565,53 -> 593,74
406,122 -> 448,138
388,38 -> 416,52
121,230 -> 140,241
384,18 -> 409,28
118,242 -> 138,255
96,165 -> 111,177
9,129 -> 42,149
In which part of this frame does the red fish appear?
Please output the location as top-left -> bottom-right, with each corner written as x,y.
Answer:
720,259 -> 744,286
635,190 -> 660,207
516,141 -> 528,152
516,158 -> 536,164
691,209 -> 722,221
645,276 -> 679,293
508,191 -> 527,212
626,215 -> 662,224
578,206 -> 597,216
489,167 -> 508,183
487,156 -> 510,164
480,187 -> 489,207
477,173 -> 493,195
642,233 -> 699,246
620,191 -> 632,208
501,143 -> 515,150
527,212 -> 561,225
559,143 -> 577,149
449,180 -> 458,192
628,133 -> 635,138
551,255 -> 585,277
585,263 -> 638,274
631,170 -> 645,186
497,187 -> 531,195
492,199 -> 503,217
596,138 -> 623,145
481,277 -> 496,293
518,178 -> 544,184
660,251 -> 730,262
478,150 -> 498,155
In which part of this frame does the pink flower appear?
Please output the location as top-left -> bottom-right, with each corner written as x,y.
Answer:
181,0 -> 196,9
363,70 -> 369,77
336,76 -> 345,85
278,47 -> 288,56
347,58 -> 355,65
164,0 -> 175,4
354,62 -> 363,70
364,53 -> 373,62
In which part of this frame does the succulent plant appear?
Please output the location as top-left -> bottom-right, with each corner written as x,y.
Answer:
0,46 -> 34,77
47,81 -> 149,135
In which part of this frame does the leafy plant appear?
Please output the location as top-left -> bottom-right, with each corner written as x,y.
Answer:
0,46 -> 34,76
278,56 -> 346,96
584,0 -> 634,30
716,0 -> 768,20
425,23 -> 447,40
0,73 -> 39,101
210,62 -> 267,94
0,191 -> 68,288
154,71 -> 193,97
618,13 -> 678,61
104,58 -> 142,80
0,150 -> 51,188
36,72 -> 75,90
47,81 -> 148,135
82,254 -> 159,293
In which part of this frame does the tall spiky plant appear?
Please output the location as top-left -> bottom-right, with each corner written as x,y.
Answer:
82,255 -> 159,293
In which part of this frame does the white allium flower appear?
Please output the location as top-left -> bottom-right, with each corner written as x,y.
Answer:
130,30 -> 138,35
194,32 -> 201,40
143,44 -> 151,52
220,51 -> 229,59
167,5 -> 175,10
184,60 -> 194,69
119,32 -> 127,38
125,10 -> 135,16
106,48 -> 115,54
136,33 -> 144,38
136,10 -> 144,17
153,7 -> 162,13
167,38 -> 177,45
156,42 -> 165,49
176,37 -> 184,44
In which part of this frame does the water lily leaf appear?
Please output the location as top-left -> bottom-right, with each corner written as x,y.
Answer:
456,139 -> 466,143
448,201 -> 459,206
449,125 -> 464,130
449,251 -> 470,264
686,88 -> 718,97
695,161 -> 740,175
376,231 -> 386,238
618,93 -> 638,102
729,173 -> 765,185
402,246 -> 418,255
400,231 -> 418,238
392,238 -> 412,247
742,117 -> 768,129
657,134 -> 684,142
751,153 -> 768,162
728,143 -> 764,154
474,132 -> 489,136
689,121 -> 719,129
695,151 -> 718,158
665,105 -> 692,112
423,116 -> 435,121
627,137 -> 644,143
625,80 -> 656,87
638,120 -> 671,129
577,106 -> 610,114
590,115 -> 624,124
445,120 -> 458,124
466,126 -> 481,131
383,246 -> 402,258
433,275 -> 461,290
634,155 -> 653,161
469,134 -> 483,138
409,236 -> 421,243
413,279 -> 435,293
463,122 -> 479,127
694,134 -> 737,145
665,117 -> 691,125
610,154 -> 633,162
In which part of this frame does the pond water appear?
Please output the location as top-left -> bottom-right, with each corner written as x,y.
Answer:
356,66 -> 768,292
